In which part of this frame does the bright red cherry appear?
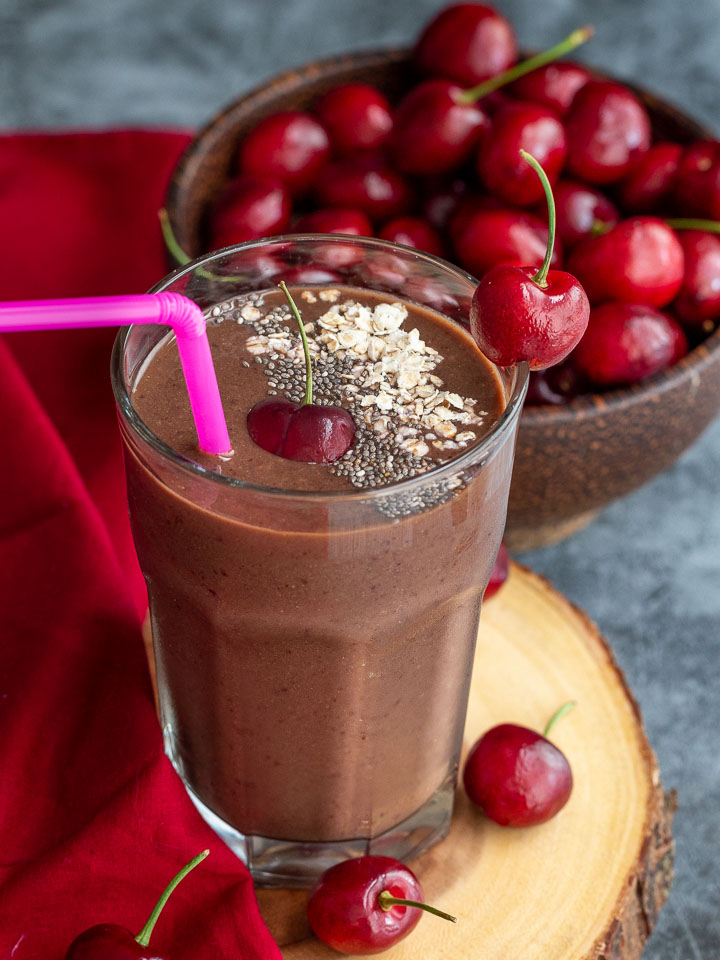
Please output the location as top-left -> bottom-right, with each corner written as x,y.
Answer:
616,142 -> 683,213
454,207 -> 562,279
673,140 -> 720,219
549,180 -> 619,249
463,719 -> 573,826
508,60 -> 593,115
567,217 -> 685,307
294,208 -> 373,268
573,301 -> 688,387
238,111 -> 330,195
672,228 -> 720,330
65,852 -> 208,960
307,856 -> 456,955
378,217 -> 444,256
414,3 -> 517,85
281,265 -> 343,284
470,151 -> 589,370
247,283 -> 355,463
484,541 -> 509,599
387,79 -> 490,176
314,153 -> 413,221
314,84 -> 394,155
210,175 -> 291,246
476,102 -> 567,206
565,81 -> 652,184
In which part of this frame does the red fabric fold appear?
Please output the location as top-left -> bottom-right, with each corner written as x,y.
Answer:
0,132 -> 282,959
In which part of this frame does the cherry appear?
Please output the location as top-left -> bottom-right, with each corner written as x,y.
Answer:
413,2 -> 518,86
281,265 -> 343,285
210,175 -> 291,247
391,27 -> 593,177
421,176 -> 470,232
470,151 -> 590,370
673,140 -> 720,219
567,216 -> 685,307
476,101 -> 567,207
247,282 -> 355,462
525,360 -> 584,405
508,60 -> 593,115
483,541 -> 509,599
669,225 -> 720,330
454,207 -> 562,280
573,301 -> 688,387
314,83 -> 394,155
314,153 -> 413,222
565,80 -> 652,184
237,111 -> 330,195
616,142 -> 683,213
449,193 -> 505,246
463,704 -> 574,826
378,217 -> 444,256
307,855 -> 456,955
549,180 -> 619,249
294,208 -> 372,268
65,851 -> 208,960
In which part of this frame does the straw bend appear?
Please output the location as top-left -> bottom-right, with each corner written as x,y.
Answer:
155,292 -> 207,340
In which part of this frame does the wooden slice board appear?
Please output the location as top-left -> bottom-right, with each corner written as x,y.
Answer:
253,564 -> 675,959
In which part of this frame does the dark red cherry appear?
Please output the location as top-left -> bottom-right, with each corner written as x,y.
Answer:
549,180 -> 619,249
673,140 -> 720,219
567,217 -> 685,307
315,153 -> 413,221
387,79 -> 490,176
454,208 -> 562,278
616,142 -> 683,213
565,80 -> 651,184
378,217 -> 444,256
508,61 -> 592,115
421,177 -> 470,232
238,111 -> 330,195
573,301 -> 688,387
484,541 -> 509,599
525,359 -> 584,405
414,2 -> 518,86
247,397 -> 355,463
307,856 -> 455,955
463,723 -> 573,826
476,102 -> 567,206
314,84 -> 394,155
673,229 -> 720,330
210,175 -> 292,247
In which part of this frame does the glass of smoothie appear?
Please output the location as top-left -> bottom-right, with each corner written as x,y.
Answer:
111,236 -> 528,887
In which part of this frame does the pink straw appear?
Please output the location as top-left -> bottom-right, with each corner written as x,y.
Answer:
0,293 -> 232,455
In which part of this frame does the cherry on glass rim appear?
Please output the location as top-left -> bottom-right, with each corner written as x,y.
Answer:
64,851 -> 209,960
307,855 -> 456,955
463,704 -> 575,827
470,150 -> 590,370
247,282 -> 356,463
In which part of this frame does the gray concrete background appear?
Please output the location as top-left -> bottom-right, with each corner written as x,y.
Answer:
5,0 -> 719,956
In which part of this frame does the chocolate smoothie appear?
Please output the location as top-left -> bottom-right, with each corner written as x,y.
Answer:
121,283 -> 519,879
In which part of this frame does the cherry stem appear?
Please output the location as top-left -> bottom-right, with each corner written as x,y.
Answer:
278,281 -> 313,406
456,25 -> 594,104
666,218 -> 720,235
520,149 -> 556,288
158,209 -> 238,283
135,850 -> 209,947
543,701 -> 576,738
378,890 -> 457,923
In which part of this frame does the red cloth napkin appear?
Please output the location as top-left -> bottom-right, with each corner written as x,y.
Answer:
0,132 -> 283,960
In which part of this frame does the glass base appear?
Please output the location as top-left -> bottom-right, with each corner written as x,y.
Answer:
181,776 -> 455,888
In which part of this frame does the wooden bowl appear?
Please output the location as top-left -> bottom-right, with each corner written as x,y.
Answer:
164,49 -> 720,550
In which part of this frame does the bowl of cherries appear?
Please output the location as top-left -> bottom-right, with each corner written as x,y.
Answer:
163,3 -> 720,549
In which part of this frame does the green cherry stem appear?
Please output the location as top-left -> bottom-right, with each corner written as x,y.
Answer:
135,849 -> 210,947
278,281 -> 313,406
456,25 -> 594,104
377,890 -> 457,923
543,701 -> 576,739
666,218 -> 720,235
520,149 -> 556,288
158,209 -> 238,283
